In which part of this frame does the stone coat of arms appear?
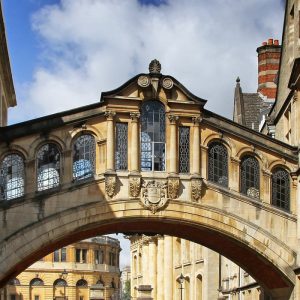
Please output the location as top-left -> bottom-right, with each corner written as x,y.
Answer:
141,180 -> 168,213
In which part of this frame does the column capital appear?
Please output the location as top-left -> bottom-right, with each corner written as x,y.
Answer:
168,114 -> 179,124
192,115 -> 202,125
130,112 -> 141,121
104,110 -> 116,120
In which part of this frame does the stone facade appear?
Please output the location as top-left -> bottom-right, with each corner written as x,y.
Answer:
1,1 -> 300,299
0,1 -> 16,126
0,236 -> 121,300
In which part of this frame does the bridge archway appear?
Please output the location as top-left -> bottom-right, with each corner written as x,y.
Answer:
0,193 -> 295,300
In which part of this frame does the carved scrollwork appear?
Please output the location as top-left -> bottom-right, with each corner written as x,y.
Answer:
191,178 -> 204,202
138,75 -> 150,88
162,77 -> 174,89
105,174 -> 116,198
129,176 -> 141,198
168,177 -> 180,199
140,180 -> 168,214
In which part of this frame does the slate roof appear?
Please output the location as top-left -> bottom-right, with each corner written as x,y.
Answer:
233,79 -> 273,132
242,93 -> 264,131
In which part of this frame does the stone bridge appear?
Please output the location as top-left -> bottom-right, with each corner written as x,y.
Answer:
0,62 -> 299,299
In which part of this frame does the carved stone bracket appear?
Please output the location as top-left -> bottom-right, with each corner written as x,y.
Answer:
105,173 -> 117,198
168,177 -> 180,199
129,174 -> 142,198
191,177 -> 204,202
140,180 -> 168,214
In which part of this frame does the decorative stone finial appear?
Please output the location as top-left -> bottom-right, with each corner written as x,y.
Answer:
236,76 -> 240,83
149,59 -> 161,74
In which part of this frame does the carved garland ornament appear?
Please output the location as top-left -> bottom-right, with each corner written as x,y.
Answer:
168,177 -> 180,199
191,178 -> 204,202
129,177 -> 141,198
141,180 -> 168,214
105,175 -> 116,198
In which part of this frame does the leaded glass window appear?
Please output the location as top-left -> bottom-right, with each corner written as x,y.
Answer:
76,279 -> 88,287
272,168 -> 290,211
208,142 -> 228,187
240,155 -> 260,198
30,278 -> 44,286
0,154 -> 25,200
179,127 -> 190,173
54,279 -> 67,287
141,101 -> 165,171
115,123 -> 128,170
37,144 -> 60,191
73,134 -> 96,180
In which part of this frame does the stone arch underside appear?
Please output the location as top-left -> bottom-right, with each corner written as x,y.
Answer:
0,198 -> 296,298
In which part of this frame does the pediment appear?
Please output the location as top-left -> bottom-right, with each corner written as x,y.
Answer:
100,60 -> 207,107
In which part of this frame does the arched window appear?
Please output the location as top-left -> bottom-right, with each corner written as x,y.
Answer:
76,279 -> 88,287
53,279 -> 67,286
272,168 -> 290,211
8,278 -> 20,286
37,143 -> 60,191
0,154 -> 25,200
240,155 -> 260,198
208,142 -> 228,187
73,134 -> 96,180
141,101 -> 165,171
30,278 -> 44,286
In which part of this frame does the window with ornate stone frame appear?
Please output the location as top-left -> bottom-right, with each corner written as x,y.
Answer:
208,142 -> 228,187
0,153 -> 25,200
37,143 -> 60,191
271,167 -> 290,211
115,123 -> 128,170
30,278 -> 44,286
179,127 -> 190,173
73,134 -> 96,180
240,155 -> 260,199
141,101 -> 166,171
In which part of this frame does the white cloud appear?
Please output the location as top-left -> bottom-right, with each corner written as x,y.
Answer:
9,0 -> 284,123
6,0 -> 284,270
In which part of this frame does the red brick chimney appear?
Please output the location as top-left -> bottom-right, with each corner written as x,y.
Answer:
256,38 -> 281,100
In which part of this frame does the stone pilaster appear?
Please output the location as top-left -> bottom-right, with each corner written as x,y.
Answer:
105,111 -> 116,172
142,240 -> 149,285
230,156 -> 240,192
157,236 -> 164,300
192,116 -> 202,175
262,169 -> 272,204
168,114 -> 179,174
130,112 -> 140,173
148,237 -> 157,300
164,236 -> 173,300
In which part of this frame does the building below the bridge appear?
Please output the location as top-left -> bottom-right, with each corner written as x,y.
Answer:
0,236 -> 121,300
129,235 -> 266,300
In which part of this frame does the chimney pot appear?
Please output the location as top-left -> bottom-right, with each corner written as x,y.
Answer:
274,39 -> 279,45
262,42 -> 267,46
268,38 -> 273,45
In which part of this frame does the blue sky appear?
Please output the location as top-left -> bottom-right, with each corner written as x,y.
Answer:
1,0 -> 285,269
3,0 -> 285,126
